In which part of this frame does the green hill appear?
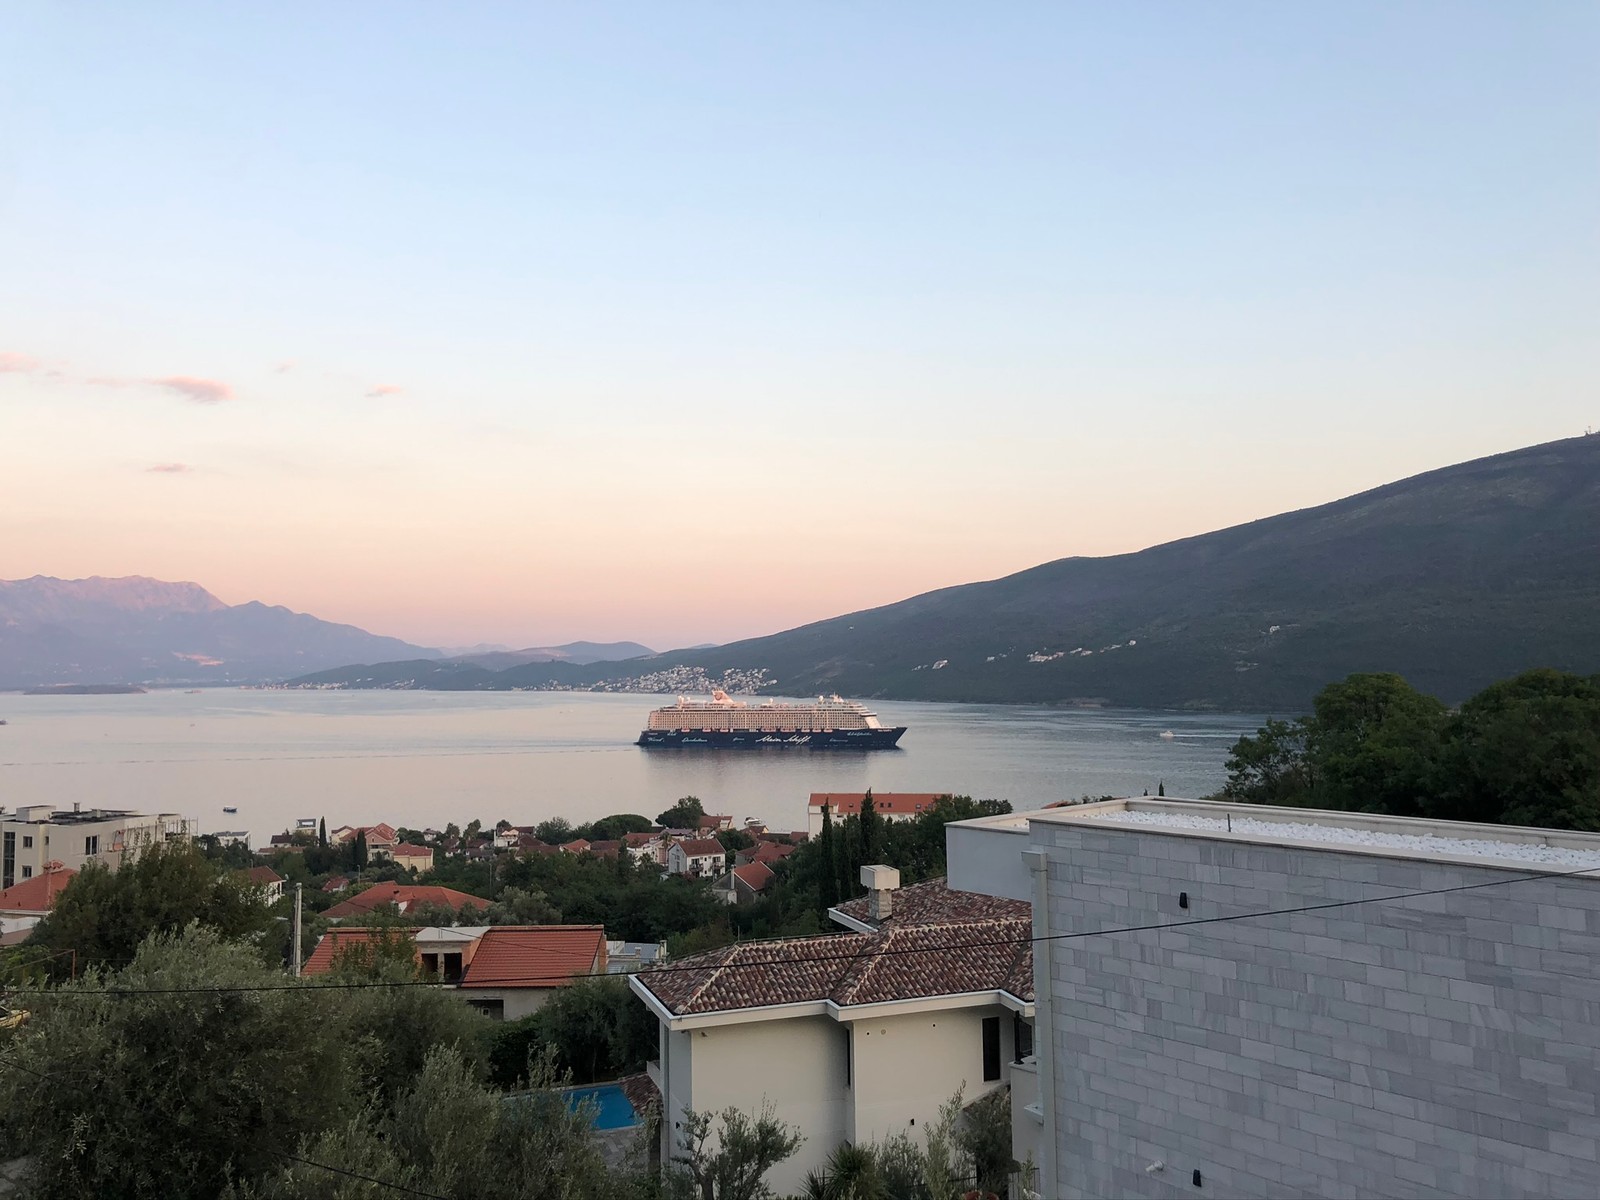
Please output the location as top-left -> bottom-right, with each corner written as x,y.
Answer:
667,435 -> 1600,710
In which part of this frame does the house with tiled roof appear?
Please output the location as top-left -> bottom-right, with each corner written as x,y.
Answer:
559,838 -> 591,856
623,830 -> 668,865
0,861 -> 77,943
238,865 -> 284,903
304,923 -> 607,1020
696,813 -> 734,833
322,882 -> 490,922
630,869 -> 1034,1196
735,840 -> 796,868
806,793 -> 947,838
388,842 -> 435,873
330,823 -> 398,852
712,861 -> 775,905
666,837 -> 725,879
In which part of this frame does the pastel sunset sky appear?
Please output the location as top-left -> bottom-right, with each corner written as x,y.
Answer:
2,3 -> 1595,650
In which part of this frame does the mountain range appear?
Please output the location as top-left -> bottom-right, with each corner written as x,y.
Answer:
291,434 -> 1600,710
11,434 -> 1600,707
0,577 -> 653,688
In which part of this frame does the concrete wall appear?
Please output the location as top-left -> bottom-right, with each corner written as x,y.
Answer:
946,817 -> 1032,902
845,1006 -> 1013,1144
664,1015 -> 849,1197
1033,821 -> 1600,1199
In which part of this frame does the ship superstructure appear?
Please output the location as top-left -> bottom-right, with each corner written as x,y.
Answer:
636,691 -> 906,749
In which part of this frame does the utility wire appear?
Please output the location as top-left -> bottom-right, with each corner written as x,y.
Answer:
274,1151 -> 450,1199
6,858 -> 1597,998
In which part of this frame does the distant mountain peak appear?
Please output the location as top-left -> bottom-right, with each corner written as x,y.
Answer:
2,574 -> 226,614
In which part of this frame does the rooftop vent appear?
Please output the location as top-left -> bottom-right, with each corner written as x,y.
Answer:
860,864 -> 901,922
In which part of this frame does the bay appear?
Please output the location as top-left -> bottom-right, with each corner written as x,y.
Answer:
0,691 -> 1262,844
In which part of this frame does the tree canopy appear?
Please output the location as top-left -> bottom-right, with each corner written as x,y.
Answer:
1221,669 -> 1600,830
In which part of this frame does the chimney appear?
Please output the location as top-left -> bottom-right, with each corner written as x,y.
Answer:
861,864 -> 901,922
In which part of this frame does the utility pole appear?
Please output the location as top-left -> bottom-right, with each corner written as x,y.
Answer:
292,883 -> 303,977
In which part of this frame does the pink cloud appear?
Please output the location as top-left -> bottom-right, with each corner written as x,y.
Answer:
146,463 -> 194,474
0,351 -> 39,373
154,375 -> 233,404
366,383 -> 404,398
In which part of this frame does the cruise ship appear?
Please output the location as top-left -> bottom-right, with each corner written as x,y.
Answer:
636,691 -> 906,750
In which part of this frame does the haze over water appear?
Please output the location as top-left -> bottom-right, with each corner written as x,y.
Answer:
0,692 -> 1260,842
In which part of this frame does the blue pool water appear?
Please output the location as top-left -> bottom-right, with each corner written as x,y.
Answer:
564,1084 -> 640,1131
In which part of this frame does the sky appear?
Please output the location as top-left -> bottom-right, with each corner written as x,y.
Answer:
2,3 -> 1596,651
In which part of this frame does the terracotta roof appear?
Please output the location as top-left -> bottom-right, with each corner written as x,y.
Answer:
241,866 -> 283,886
832,877 -> 1031,929
587,840 -> 621,858
740,841 -> 796,866
560,839 -> 591,853
636,879 -> 1031,1016
697,814 -> 731,829
0,866 -> 77,914
809,792 -> 946,816
459,924 -> 607,988
390,843 -> 433,859
623,832 -> 660,847
616,1071 -> 660,1116
322,876 -> 350,893
302,927 -> 415,975
676,838 -> 725,858
322,883 -> 490,920
730,862 -> 775,893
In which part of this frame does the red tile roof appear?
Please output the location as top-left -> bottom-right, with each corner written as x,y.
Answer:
302,927 -> 416,975
730,862 -> 775,894
636,879 -> 1032,1016
808,792 -> 946,816
322,876 -> 350,893
745,841 -> 795,865
0,865 -> 77,914
242,866 -> 283,886
560,839 -> 591,853
623,832 -> 660,847
322,883 -> 490,920
391,843 -> 432,856
676,838 -> 725,858
587,840 -> 622,859
458,925 -> 607,989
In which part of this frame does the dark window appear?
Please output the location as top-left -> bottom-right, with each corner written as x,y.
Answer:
22,836 -> 32,849
982,1016 -> 1002,1082
1014,1014 -> 1034,1062
2,832 -> 13,890
84,835 -> 100,856
465,998 -> 504,1020
420,953 -> 440,977
21,866 -> 32,879
844,1028 -> 852,1088
443,952 -> 463,983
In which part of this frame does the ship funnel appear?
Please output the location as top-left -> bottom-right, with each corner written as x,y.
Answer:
860,864 -> 901,922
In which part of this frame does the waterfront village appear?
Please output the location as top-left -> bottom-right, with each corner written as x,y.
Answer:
5,765 -> 1600,1199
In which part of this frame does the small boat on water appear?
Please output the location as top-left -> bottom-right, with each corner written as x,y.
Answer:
1159,730 -> 1176,740
222,806 -> 239,814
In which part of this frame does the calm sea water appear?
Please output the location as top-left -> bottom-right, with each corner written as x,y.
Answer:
0,691 -> 1262,844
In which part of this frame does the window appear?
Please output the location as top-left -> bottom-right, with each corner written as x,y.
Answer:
2,832 -> 13,890
21,866 -> 33,879
84,835 -> 100,856
443,952 -> 464,983
465,998 -> 504,1020
844,1028 -> 852,1088
22,836 -> 32,849
982,1016 -> 1002,1082
420,953 -> 440,977
1013,1014 -> 1034,1063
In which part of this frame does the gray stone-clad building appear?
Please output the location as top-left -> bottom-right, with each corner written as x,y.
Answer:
949,799 -> 1600,1199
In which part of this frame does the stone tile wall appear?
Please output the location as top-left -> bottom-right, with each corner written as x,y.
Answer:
1039,823 -> 1600,1199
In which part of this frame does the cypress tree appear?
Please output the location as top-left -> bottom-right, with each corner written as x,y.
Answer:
819,805 -> 838,907
1157,780 -> 1165,797
859,790 -> 881,864
318,817 -> 328,849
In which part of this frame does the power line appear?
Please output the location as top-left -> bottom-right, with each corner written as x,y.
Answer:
275,1151 -> 450,1199
6,857 -> 1597,999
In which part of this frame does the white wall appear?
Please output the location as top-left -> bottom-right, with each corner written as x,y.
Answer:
846,1006 -> 1013,1145
945,818 -> 1032,902
664,1015 -> 849,1197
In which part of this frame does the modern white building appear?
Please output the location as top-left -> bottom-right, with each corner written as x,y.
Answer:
1,804 -> 195,890
630,869 -> 1036,1197
949,797 -> 1600,1200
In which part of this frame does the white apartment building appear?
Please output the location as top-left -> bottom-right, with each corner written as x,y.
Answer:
1,804 -> 195,890
630,869 -> 1035,1197
666,838 -> 726,879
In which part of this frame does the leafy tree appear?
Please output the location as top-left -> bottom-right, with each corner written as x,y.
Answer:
956,1088 -> 1015,1196
1434,669 -> 1600,830
580,813 -> 655,841
26,840 -> 274,975
716,829 -> 755,855
672,1104 -> 803,1200
536,817 -> 576,845
657,795 -> 706,829
1222,717 -> 1315,806
1310,673 -> 1446,816
484,885 -> 562,926
0,927 -> 355,1199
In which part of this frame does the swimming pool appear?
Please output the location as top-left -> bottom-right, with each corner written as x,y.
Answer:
563,1084 -> 640,1131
